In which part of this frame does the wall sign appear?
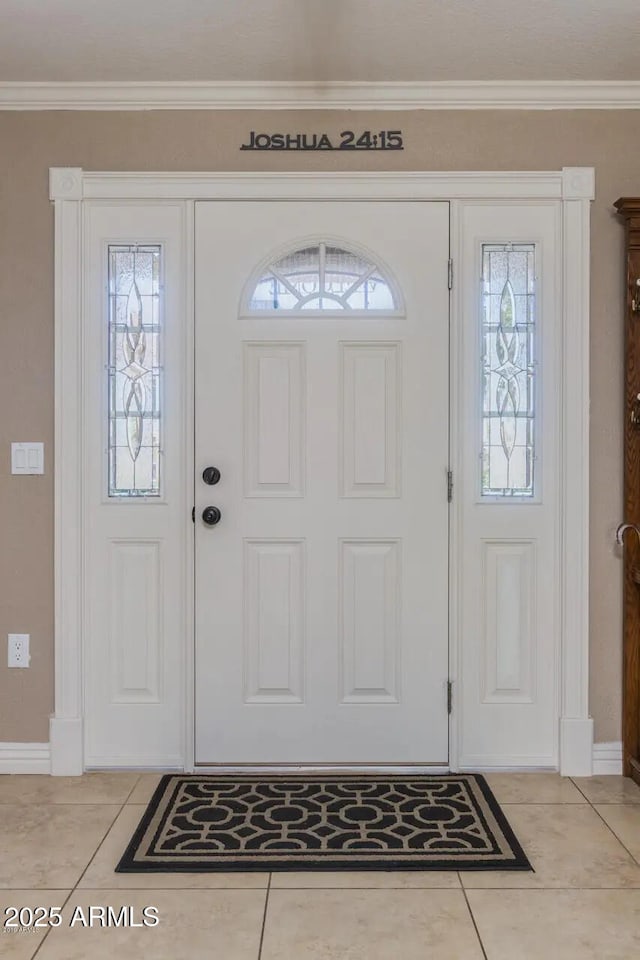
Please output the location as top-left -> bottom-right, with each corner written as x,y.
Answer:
241,130 -> 404,151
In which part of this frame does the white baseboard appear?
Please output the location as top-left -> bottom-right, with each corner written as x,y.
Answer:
0,743 -> 51,774
592,741 -> 623,775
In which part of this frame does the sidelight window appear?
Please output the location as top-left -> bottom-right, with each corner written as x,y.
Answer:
481,243 -> 536,498
108,244 -> 162,497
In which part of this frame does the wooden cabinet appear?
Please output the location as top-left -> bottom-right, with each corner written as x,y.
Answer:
614,198 -> 640,785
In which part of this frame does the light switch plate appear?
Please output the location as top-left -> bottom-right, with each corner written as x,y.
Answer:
11,442 -> 44,475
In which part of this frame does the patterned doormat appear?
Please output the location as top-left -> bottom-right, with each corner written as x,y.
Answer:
117,774 -> 531,872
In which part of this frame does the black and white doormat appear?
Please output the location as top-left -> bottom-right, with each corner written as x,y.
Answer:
117,773 -> 531,872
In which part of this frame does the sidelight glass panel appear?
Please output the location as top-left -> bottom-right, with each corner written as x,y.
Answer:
248,243 -> 397,312
108,244 -> 162,497
481,243 -> 536,498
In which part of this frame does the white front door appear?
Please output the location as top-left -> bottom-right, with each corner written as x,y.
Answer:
194,201 -> 450,764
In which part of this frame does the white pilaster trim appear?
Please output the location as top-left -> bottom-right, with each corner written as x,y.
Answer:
6,80 -> 640,111
592,741 -> 624,775
559,167 -> 594,777
0,743 -> 51,774
51,172 -> 84,776
49,719 -> 83,776
560,719 -> 594,777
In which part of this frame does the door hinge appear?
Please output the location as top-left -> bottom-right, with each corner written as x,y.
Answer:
447,680 -> 453,714
448,258 -> 453,290
447,469 -> 453,502
191,506 -> 195,523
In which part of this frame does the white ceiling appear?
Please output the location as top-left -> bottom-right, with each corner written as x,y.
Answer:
0,0 -> 638,83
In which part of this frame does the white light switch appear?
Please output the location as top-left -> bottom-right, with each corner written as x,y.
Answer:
11,443 -> 44,475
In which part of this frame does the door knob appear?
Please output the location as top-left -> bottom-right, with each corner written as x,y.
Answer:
202,506 -> 222,526
202,466 -> 221,485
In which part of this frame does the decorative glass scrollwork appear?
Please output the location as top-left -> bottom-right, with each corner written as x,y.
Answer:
481,244 -> 536,498
108,245 -> 162,497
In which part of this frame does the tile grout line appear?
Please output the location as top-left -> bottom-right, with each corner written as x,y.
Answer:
67,774 -> 143,893
257,873 -> 272,960
588,803 -> 640,867
30,888 -> 76,960
453,884 -> 640,890
568,777 -> 594,804
44,884 -> 640,890
247,883 -> 463,890
15,776 -> 145,959
567,777 -> 640,807
460,879 -> 489,960
569,776 -> 640,867
0,781 -> 139,806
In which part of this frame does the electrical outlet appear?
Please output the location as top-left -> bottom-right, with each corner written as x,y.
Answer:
8,634 -> 30,668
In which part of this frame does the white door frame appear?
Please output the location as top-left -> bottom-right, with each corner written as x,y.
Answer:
49,166 -> 594,776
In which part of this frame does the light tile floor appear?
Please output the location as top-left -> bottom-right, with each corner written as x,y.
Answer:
0,772 -> 638,959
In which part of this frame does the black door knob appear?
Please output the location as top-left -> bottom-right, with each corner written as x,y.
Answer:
202,506 -> 222,526
202,466 -> 221,485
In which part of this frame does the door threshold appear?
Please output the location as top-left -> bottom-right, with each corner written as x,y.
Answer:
192,764 -> 451,775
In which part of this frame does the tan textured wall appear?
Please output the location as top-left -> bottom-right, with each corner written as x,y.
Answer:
0,110 -> 631,744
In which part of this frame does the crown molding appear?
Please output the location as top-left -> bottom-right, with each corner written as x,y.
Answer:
2,80 -> 640,111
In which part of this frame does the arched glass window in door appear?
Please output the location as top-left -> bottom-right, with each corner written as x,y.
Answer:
247,242 -> 400,313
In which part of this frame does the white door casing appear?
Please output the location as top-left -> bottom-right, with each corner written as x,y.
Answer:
49,168 -> 594,776
194,201 -> 450,764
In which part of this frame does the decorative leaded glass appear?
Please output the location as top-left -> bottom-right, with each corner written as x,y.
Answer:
108,245 -> 162,497
248,243 -> 397,312
481,244 -> 536,498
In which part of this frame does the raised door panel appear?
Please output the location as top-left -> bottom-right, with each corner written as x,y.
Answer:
109,540 -> 162,704
244,343 -> 306,497
244,540 -> 306,703
481,540 -> 535,703
340,343 -> 401,498
339,539 -> 401,703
